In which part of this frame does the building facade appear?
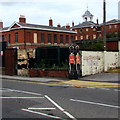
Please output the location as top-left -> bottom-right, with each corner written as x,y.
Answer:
0,15 -> 76,50
71,9 -> 120,51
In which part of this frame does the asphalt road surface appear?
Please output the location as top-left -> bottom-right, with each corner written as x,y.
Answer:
1,78 -> 120,120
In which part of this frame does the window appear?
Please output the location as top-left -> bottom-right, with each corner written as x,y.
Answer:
60,35 -> 63,43
109,25 -> 112,29
66,35 -> 69,43
93,28 -> 96,31
86,28 -> 89,31
75,36 -> 77,40
71,36 -> 74,42
114,25 -> 117,28
79,29 -> 84,33
48,34 -> 52,43
15,32 -> 18,42
80,36 -> 83,40
54,34 -> 57,43
86,35 -> 89,39
93,34 -> 96,39
41,33 -> 44,43
8,34 -> 11,43
34,33 -> 37,43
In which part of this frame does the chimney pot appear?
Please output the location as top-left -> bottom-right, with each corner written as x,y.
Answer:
72,21 -> 74,27
19,15 -> 26,23
66,23 -> 70,29
57,24 -> 61,27
0,19 -> 3,28
49,17 -> 53,26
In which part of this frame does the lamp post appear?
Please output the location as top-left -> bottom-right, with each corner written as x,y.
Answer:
103,0 -> 106,51
103,0 -> 107,72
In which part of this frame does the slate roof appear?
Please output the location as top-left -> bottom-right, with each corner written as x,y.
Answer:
82,10 -> 93,18
71,21 -> 98,29
100,19 -> 120,25
2,22 -> 76,33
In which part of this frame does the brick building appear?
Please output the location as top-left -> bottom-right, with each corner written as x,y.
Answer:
71,10 -> 120,51
0,15 -> 76,50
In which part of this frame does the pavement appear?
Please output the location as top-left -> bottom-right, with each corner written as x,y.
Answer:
0,73 -> 119,84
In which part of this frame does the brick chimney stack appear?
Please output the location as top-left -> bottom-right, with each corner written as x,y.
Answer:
49,17 -> 53,26
0,19 -> 3,28
72,21 -> 74,27
19,15 -> 26,23
57,24 -> 61,27
66,23 -> 70,29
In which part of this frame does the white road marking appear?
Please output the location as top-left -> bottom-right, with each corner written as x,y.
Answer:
70,99 -> 120,109
45,95 -> 77,120
114,89 -> 120,92
22,108 -> 62,119
28,108 -> 56,110
0,97 -> 44,99
99,88 -> 110,90
4,88 -> 42,96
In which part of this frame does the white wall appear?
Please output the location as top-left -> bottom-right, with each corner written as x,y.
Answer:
81,51 -> 119,76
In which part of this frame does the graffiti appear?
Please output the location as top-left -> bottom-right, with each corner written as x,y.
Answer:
83,55 -> 101,61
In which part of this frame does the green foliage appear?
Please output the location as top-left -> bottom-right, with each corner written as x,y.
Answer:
91,41 -> 104,50
34,59 -> 69,70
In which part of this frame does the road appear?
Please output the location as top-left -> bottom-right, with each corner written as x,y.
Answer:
1,78 -> 119,120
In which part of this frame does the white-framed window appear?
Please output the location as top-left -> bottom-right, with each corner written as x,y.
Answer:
75,36 -> 78,40
93,34 -> 96,39
86,28 -> 89,31
114,25 -> 117,28
80,36 -> 83,40
34,33 -> 37,43
86,35 -> 89,39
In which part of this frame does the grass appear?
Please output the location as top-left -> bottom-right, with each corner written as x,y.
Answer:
107,68 -> 120,73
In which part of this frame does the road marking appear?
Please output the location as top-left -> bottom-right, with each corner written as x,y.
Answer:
22,108 -> 63,119
45,95 -> 77,120
0,97 -> 44,99
70,99 -> 120,109
114,89 -> 120,92
4,88 -> 42,96
99,88 -> 110,90
28,108 -> 56,110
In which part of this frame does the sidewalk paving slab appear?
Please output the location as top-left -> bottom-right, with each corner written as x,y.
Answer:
0,73 -> 119,83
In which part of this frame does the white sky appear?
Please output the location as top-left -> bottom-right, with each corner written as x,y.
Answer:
0,0 -> 119,27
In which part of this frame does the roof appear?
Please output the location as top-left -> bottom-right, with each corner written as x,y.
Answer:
1,22 -> 76,34
100,19 -> 120,25
71,21 -> 98,29
82,10 -> 93,18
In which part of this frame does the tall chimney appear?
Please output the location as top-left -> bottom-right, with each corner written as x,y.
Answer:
0,20 -> 3,28
72,21 -> 74,27
49,17 -> 53,26
19,15 -> 26,23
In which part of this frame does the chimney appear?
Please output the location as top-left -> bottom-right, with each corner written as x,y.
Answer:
49,17 -> 53,26
19,15 -> 26,23
0,20 -> 3,28
72,21 -> 74,27
66,24 -> 70,29
96,18 -> 99,25
57,24 -> 61,27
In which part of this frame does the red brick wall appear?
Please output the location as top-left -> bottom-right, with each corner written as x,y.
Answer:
106,41 -> 118,51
